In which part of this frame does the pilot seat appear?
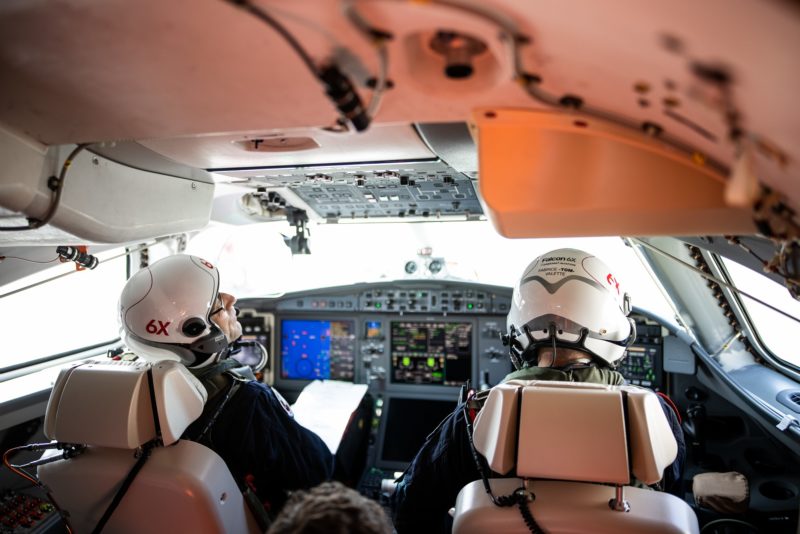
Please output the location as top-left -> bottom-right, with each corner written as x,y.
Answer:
453,380 -> 699,534
37,359 -> 260,533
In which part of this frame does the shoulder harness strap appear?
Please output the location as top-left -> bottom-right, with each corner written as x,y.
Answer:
184,364 -> 255,443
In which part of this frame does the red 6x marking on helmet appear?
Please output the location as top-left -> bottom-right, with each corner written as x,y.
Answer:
606,273 -> 620,294
146,319 -> 171,336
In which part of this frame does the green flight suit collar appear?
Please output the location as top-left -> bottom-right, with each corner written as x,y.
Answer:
503,365 -> 624,386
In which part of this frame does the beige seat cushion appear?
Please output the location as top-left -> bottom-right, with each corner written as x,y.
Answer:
472,381 -> 677,485
44,360 -> 206,448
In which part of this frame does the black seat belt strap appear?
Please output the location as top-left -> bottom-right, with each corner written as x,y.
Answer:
91,441 -> 156,534
91,367 -> 162,534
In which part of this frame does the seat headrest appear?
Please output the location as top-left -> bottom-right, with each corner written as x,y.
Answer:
473,380 -> 677,486
44,360 -> 207,448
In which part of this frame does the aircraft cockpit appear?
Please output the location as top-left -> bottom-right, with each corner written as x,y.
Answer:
232,274 -> 683,503
1,0 -> 800,532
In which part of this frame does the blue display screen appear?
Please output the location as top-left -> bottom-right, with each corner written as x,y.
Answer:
280,319 -> 356,381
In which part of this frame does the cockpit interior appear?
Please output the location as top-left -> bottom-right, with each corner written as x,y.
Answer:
1,1 -> 799,533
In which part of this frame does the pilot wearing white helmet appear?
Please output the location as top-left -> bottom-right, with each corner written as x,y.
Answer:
120,255 -> 236,369
119,254 -> 334,512
503,248 -> 636,381
392,248 -> 685,534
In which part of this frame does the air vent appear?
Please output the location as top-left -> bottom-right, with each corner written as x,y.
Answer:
776,390 -> 800,414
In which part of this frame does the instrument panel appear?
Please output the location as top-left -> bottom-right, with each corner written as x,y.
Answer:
238,280 -> 669,398
618,317 -> 667,391
240,281 -> 514,398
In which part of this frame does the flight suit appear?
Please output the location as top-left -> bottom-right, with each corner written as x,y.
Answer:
185,359 -> 335,512
392,365 -> 685,534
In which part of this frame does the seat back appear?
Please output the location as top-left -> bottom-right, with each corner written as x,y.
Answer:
454,380 -> 698,534
38,360 -> 259,534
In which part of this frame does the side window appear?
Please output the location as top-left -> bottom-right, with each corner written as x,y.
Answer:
722,258 -> 800,368
0,251 -> 127,373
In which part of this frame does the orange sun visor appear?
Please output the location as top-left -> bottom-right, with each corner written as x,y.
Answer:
471,108 -> 756,238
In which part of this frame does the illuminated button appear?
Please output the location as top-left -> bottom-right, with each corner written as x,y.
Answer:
375,302 -> 382,309
467,303 -> 474,310
402,357 -> 411,366
427,357 -> 435,367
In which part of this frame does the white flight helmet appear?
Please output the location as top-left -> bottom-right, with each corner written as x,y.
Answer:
504,248 -> 635,369
119,254 -> 229,369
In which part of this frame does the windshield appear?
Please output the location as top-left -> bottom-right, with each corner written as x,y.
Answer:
0,222 -> 675,372
186,220 -> 674,318
722,257 -> 800,368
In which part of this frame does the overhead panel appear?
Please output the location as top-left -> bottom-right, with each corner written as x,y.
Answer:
218,161 -> 482,221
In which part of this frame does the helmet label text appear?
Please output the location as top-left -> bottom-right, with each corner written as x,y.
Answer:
606,274 -> 620,294
146,319 -> 171,336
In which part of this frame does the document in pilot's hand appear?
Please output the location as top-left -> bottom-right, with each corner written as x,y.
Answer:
291,380 -> 368,454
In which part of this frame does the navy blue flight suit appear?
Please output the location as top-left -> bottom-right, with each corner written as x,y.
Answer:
186,359 -> 334,512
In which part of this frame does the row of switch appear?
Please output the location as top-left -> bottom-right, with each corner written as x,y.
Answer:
280,293 -> 511,313
0,492 -> 57,532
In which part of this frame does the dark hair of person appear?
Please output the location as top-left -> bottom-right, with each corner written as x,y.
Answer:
267,481 -> 392,534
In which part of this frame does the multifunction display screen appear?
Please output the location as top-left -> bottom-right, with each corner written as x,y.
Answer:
619,344 -> 663,390
390,321 -> 472,386
281,319 -> 356,381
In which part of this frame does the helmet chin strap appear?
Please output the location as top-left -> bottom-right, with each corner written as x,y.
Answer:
187,328 -> 235,369
501,325 -> 526,370
188,325 -> 228,354
193,329 -> 252,368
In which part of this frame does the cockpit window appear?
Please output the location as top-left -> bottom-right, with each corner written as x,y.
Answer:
185,221 -> 675,320
722,257 -> 800,368
0,251 -> 127,373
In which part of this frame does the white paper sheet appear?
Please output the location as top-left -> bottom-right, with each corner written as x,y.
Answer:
291,380 -> 368,454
